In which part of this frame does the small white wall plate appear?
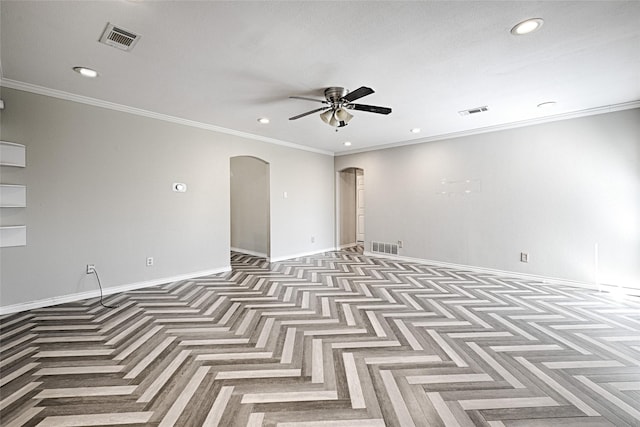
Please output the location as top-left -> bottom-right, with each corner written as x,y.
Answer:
172,182 -> 187,192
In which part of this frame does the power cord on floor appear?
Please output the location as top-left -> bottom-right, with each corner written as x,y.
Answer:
89,267 -> 119,309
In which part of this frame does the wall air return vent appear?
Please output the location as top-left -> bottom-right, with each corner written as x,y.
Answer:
371,241 -> 399,256
99,23 -> 140,51
458,106 -> 489,116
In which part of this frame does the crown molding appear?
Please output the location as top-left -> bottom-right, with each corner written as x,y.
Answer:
0,78 -> 335,157
338,100 -> 640,156
3,78 -> 637,159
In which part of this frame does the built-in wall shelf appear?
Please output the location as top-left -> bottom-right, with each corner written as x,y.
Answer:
0,141 -> 26,167
0,226 -> 26,247
1,141 -> 27,247
0,184 -> 27,207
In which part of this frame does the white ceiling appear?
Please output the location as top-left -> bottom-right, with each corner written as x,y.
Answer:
1,1 -> 639,155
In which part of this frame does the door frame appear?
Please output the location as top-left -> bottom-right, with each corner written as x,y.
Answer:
335,167 -> 364,250
230,155 -> 271,260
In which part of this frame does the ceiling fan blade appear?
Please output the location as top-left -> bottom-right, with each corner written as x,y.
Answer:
349,103 -> 392,115
289,107 -> 329,120
342,86 -> 374,102
289,96 -> 328,104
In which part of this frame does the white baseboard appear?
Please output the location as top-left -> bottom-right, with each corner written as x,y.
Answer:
363,251 -> 640,298
269,247 -> 337,263
230,247 -> 268,258
0,266 -> 231,316
339,242 -> 358,249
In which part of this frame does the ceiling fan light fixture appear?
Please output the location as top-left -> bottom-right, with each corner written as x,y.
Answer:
320,109 -> 333,124
335,108 -> 353,123
329,113 -> 340,127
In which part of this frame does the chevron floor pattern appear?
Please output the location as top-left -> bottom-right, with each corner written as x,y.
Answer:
1,249 -> 640,426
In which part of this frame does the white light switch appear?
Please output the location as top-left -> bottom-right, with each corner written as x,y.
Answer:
283,191 -> 288,199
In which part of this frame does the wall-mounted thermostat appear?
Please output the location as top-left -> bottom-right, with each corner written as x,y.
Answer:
173,182 -> 187,192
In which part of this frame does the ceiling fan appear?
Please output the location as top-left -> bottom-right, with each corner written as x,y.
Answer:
289,86 -> 392,128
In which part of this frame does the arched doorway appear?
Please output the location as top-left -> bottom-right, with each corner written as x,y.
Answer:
230,156 -> 270,259
337,167 -> 364,252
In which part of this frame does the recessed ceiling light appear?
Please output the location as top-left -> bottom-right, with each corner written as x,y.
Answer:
72,66 -> 99,78
510,18 -> 544,35
537,101 -> 557,109
410,128 -> 421,134
257,117 -> 270,124
343,141 -> 352,147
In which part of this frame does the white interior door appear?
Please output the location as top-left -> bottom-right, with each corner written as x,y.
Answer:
356,169 -> 365,242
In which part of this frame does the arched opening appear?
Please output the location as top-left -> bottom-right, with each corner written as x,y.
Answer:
336,167 -> 364,253
230,156 -> 270,260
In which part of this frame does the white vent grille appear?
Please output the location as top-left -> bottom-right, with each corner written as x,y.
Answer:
99,23 -> 140,51
371,241 -> 398,255
458,106 -> 489,116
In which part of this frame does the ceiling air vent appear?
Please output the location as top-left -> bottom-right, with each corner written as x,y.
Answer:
458,106 -> 489,116
99,23 -> 140,51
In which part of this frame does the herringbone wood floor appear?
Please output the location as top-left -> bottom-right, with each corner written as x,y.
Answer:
1,248 -> 640,426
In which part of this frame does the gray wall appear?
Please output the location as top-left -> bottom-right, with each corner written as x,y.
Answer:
230,156 -> 269,256
335,109 -> 640,289
0,88 -> 335,309
338,168 -> 356,247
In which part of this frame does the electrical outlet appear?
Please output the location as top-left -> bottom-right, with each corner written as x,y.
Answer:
520,252 -> 529,263
398,240 -> 403,248
86,264 -> 95,274
146,257 -> 154,266
311,236 -> 315,244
